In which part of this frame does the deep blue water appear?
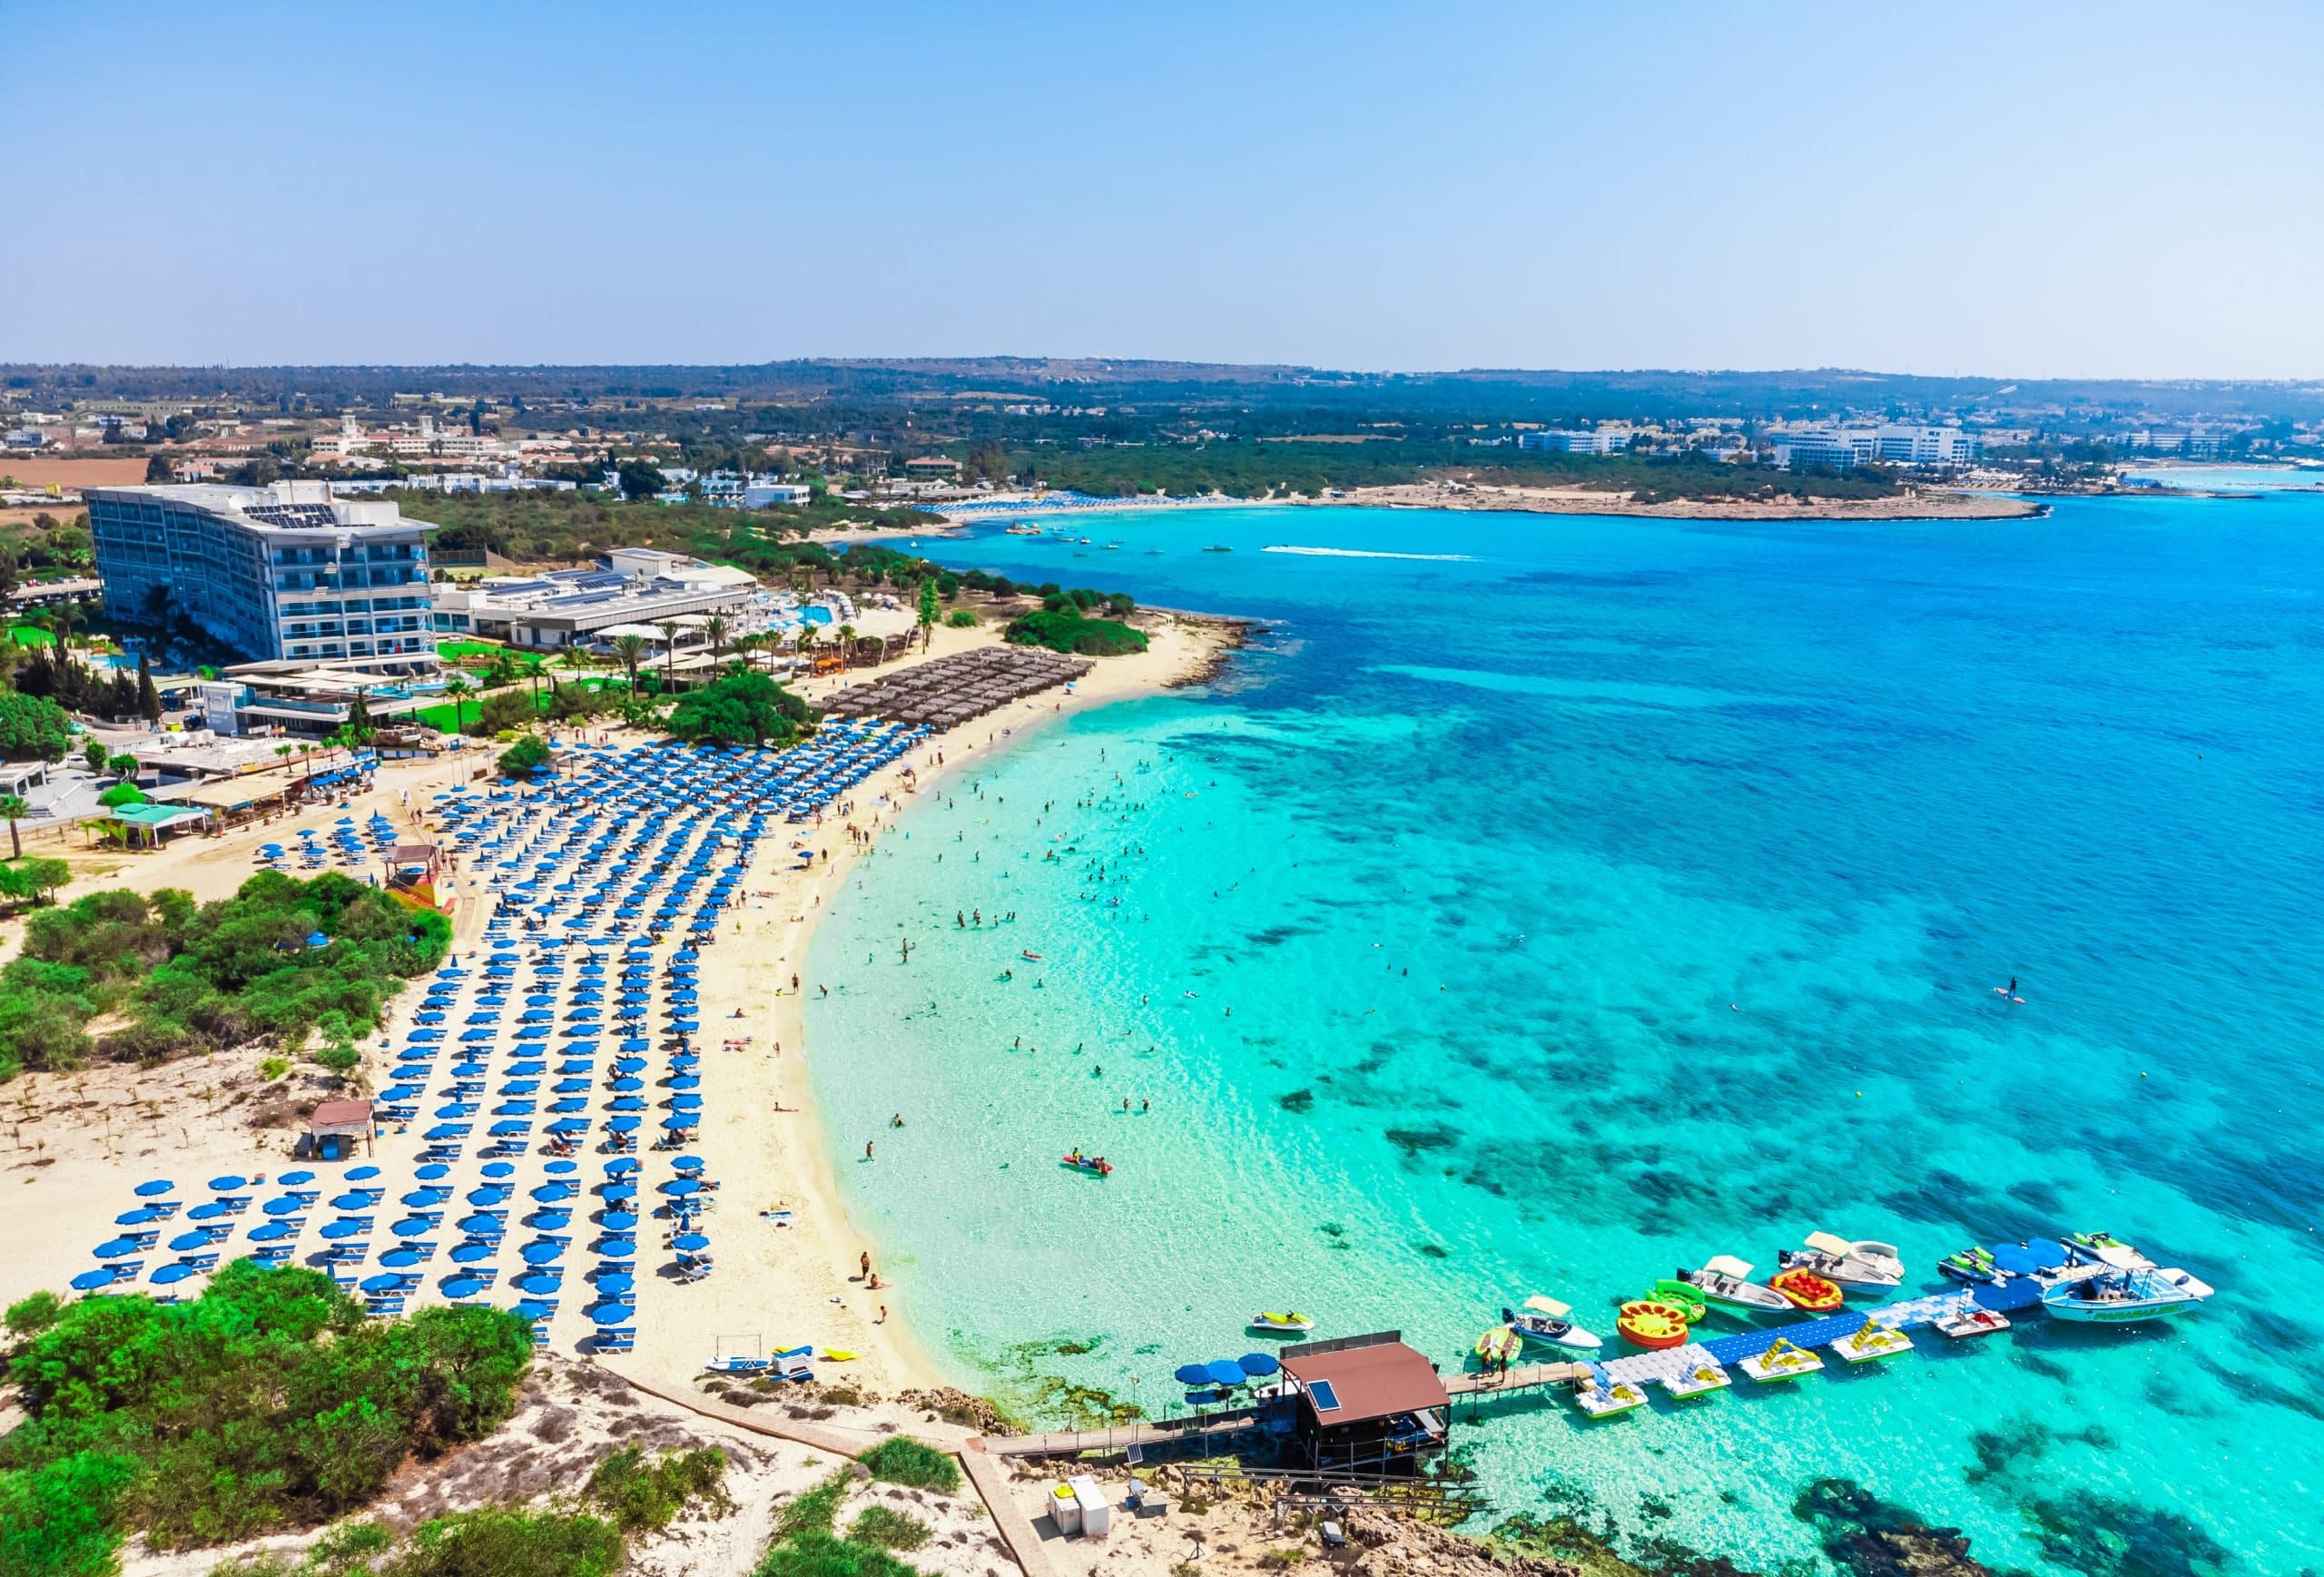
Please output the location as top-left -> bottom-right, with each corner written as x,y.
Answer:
809,497 -> 2324,1576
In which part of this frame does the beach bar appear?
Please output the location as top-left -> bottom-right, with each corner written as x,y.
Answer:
306,1099 -> 376,1161
1279,1331 -> 1449,1475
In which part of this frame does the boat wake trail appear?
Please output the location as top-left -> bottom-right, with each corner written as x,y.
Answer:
1261,546 -> 1474,561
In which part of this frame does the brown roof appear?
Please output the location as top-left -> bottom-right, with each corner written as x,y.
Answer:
309,1099 -> 375,1131
1281,1338 -> 1448,1424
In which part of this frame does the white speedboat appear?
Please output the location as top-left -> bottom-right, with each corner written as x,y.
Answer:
1501,1296 -> 1603,1352
1677,1256 -> 1793,1315
1777,1232 -> 1904,1291
2043,1249 -> 2212,1325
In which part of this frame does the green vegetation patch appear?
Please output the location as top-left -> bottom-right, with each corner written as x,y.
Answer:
0,1262 -> 532,1570
754,1470 -> 925,1577
581,1443 -> 732,1534
1004,610 -> 1147,657
665,671 -> 816,748
0,872 -> 452,1081
855,1437 -> 960,1494
847,1506 -> 931,1552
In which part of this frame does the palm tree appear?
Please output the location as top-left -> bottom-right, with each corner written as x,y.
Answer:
655,621 -> 683,689
443,675 -> 470,735
612,635 -> 647,696
0,792 -> 27,860
703,614 -> 730,665
794,624 -> 818,675
834,624 -> 856,671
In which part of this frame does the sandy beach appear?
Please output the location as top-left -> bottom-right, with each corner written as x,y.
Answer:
940,479 -> 2039,524
1,611 -> 1231,1407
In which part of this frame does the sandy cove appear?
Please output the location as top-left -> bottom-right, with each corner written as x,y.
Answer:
0,613 -> 1230,1406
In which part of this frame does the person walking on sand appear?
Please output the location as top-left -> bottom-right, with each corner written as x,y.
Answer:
864,1139 -> 874,1160
861,1251 -> 872,1279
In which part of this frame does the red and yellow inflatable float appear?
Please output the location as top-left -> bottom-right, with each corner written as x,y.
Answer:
1769,1267 -> 1843,1312
1616,1299 -> 1694,1349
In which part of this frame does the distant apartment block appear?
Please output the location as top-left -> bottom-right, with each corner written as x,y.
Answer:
1519,429 -> 1628,455
698,470 -> 812,509
87,481 -> 436,663
1774,424 -> 1978,470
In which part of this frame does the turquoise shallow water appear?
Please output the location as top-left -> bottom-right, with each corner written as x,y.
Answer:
807,498 -> 2324,1576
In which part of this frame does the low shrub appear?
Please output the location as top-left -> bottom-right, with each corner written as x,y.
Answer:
384,1508 -> 623,1577
848,1506 -> 931,1552
583,1444 -> 731,1533
855,1437 -> 959,1494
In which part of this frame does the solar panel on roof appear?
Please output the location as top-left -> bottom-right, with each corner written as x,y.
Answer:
1307,1379 -> 1341,1413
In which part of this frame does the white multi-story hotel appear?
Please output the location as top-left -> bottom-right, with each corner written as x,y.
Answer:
87,480 -> 437,664
1518,429 -> 1629,455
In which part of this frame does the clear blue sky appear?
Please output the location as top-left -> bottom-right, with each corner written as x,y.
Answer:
8,1 -> 2321,378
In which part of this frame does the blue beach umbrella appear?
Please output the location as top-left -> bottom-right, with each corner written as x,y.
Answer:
380,1247 -> 423,1268
1238,1353 -> 1281,1378
249,1222 -> 296,1242
361,1274 -> 409,1294
415,1163 -> 450,1180
586,1302 -> 634,1325
514,1270 -> 563,1294
390,1218 -> 434,1237
440,1276 -> 487,1299
320,1221 -> 367,1241
514,1299 -> 557,1322
71,1268 -> 119,1291
597,1237 -> 637,1259
607,1116 -> 640,1133
661,1115 -> 695,1130
593,1271 -> 635,1296
458,1214 -> 505,1236
169,1230 -> 212,1252
1990,1245 -> 2039,1276
349,1166 -> 380,1181
188,1201 -> 231,1221
330,1193 -> 372,1210
600,1211 -> 638,1231
1205,1360 -> 1247,1387
92,1238 -> 139,1258
672,1233 -> 709,1252
116,1207 -> 164,1226
450,1242 -> 495,1264
151,1264 -> 195,1286
1173,1363 -> 1214,1385
483,1161 -> 516,1178
527,1210 -> 573,1231
545,1159 -> 577,1175
521,1241 -> 566,1265
662,1178 -> 701,1197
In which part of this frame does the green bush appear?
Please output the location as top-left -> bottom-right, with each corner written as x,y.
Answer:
0,1263 -> 532,1562
847,1506 -> 931,1552
754,1472 -> 922,1577
665,671 -> 815,749
855,1437 -> 960,1493
583,1444 -> 731,1534
497,734 -> 551,780
1002,610 -> 1147,657
943,610 -> 976,628
384,1509 -> 623,1577
0,873 -> 449,1080
3,1292 -> 63,1340
0,1451 -> 139,1577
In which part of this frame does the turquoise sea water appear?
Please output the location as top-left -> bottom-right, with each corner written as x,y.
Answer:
806,498 -> 2324,1576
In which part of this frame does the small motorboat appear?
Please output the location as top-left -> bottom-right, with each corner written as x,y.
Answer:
1021,951 -> 1044,961
1615,1299 -> 1693,1349
1059,1153 -> 1113,1177
1778,1233 -> 1902,1290
1679,1256 -> 1794,1316
1474,1324 -> 1523,1365
1248,1311 -> 1315,1333
1768,1267 -> 1844,1312
1808,1231 -> 1905,1284
2042,1253 -> 2212,1325
1501,1296 -> 1603,1352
